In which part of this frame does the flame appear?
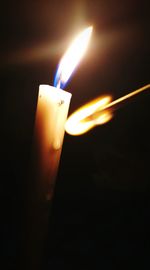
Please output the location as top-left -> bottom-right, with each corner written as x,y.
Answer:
54,26 -> 93,89
65,84 -> 150,136
65,95 -> 113,135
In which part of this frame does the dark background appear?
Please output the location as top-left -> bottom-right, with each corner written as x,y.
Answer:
1,0 -> 150,269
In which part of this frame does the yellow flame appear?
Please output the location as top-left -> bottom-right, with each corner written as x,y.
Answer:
65,84 -> 150,136
65,96 -> 113,135
57,26 -> 93,86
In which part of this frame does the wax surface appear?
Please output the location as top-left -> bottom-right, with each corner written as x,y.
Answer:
33,85 -> 71,200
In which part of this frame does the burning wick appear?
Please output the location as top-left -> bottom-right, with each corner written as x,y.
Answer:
65,84 -> 150,135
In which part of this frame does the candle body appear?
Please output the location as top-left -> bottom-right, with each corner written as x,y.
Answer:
23,85 -> 71,270
32,84 -> 71,201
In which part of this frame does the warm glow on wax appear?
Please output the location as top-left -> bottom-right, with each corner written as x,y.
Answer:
65,96 -> 113,135
54,26 -> 93,88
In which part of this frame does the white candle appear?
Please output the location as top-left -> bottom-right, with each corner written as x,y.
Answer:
23,26 -> 92,270
23,85 -> 71,269
31,26 -> 92,201
32,84 -> 71,201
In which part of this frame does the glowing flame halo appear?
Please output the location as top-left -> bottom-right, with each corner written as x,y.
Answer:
54,26 -> 93,89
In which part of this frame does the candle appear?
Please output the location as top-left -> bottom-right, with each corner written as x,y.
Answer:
22,26 -> 93,270
24,86 -> 71,270
32,26 -> 92,201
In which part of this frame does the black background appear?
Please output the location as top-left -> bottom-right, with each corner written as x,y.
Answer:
1,0 -> 150,269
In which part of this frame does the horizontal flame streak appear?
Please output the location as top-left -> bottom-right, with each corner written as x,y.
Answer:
65,84 -> 150,136
65,96 -> 113,135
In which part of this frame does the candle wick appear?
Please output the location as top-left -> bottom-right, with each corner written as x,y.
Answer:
56,73 -> 62,89
56,80 -> 61,89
